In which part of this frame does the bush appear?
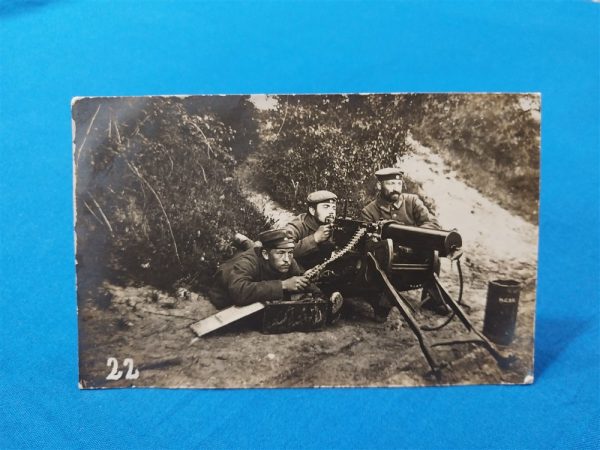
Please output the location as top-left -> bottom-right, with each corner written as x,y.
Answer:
254,94 -> 431,216
73,96 -> 272,293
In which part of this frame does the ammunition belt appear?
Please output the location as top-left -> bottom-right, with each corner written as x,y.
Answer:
304,227 -> 367,281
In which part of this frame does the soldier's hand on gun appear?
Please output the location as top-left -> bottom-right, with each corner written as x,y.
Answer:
282,276 -> 310,292
314,224 -> 333,243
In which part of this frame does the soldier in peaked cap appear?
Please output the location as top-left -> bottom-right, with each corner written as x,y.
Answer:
285,190 -> 338,270
361,168 -> 446,319
360,168 -> 440,229
209,229 -> 320,309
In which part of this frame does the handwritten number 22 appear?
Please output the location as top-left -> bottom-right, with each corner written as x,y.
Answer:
106,357 -> 140,380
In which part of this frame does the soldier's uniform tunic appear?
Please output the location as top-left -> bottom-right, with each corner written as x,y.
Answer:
360,193 -> 440,229
285,213 -> 335,270
209,247 -> 320,309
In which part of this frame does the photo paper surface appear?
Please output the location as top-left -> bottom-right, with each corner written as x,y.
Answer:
74,93 -> 539,388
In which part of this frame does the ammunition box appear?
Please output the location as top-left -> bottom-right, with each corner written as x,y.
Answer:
261,297 -> 328,334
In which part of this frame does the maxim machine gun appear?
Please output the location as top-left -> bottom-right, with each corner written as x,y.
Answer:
304,216 -> 515,378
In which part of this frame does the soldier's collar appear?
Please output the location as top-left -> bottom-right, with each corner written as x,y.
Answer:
376,194 -> 403,211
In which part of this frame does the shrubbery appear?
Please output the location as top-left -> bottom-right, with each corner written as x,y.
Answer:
74,93 -> 540,298
74,96 -> 272,293
255,94 -> 539,223
254,94 -> 431,216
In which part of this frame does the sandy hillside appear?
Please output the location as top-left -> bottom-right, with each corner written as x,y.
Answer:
405,134 -> 538,283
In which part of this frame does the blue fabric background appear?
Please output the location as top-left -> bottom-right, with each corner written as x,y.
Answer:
1,1 -> 598,448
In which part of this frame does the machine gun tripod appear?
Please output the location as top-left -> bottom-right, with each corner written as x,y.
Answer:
318,217 -> 516,379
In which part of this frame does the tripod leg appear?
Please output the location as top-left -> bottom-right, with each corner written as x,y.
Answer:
367,253 -> 442,379
431,273 -> 515,367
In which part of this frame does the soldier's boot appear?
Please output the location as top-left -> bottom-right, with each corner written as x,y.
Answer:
232,233 -> 255,251
328,291 -> 344,324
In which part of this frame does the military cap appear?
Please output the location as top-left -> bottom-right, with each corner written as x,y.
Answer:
375,167 -> 404,181
258,229 -> 296,249
306,190 -> 337,205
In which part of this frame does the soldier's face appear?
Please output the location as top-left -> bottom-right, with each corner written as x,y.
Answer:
309,202 -> 337,224
379,179 -> 403,202
263,248 -> 295,273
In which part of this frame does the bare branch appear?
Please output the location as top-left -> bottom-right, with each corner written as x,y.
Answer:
88,194 -> 114,235
199,164 -> 208,184
126,160 -> 182,267
131,111 -> 150,138
187,120 -> 215,158
113,116 -> 121,144
75,104 -> 101,167
82,200 -> 104,226
167,152 -> 174,178
274,96 -> 289,139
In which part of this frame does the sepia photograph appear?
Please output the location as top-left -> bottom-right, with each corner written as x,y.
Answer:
73,93 -> 540,388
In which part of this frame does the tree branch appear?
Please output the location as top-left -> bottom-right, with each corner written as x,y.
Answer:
199,164 -> 208,184
187,119 -> 215,158
88,193 -> 114,235
75,104 -> 101,167
274,96 -> 289,140
113,115 -> 121,144
82,200 -> 104,226
126,160 -> 182,267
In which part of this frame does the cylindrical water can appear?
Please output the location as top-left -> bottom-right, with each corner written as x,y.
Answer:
483,279 -> 521,345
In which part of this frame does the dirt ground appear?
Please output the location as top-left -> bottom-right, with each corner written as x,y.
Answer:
78,139 -> 537,389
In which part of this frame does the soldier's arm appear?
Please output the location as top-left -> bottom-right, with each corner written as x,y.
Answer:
285,222 -> 320,258
226,264 -> 284,306
412,196 -> 440,229
360,206 -> 376,222
290,261 -> 322,296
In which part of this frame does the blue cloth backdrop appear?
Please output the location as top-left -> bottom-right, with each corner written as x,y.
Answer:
0,1 -> 598,448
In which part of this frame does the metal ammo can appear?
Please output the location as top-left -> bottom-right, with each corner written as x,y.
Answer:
261,297 -> 328,334
483,279 -> 521,345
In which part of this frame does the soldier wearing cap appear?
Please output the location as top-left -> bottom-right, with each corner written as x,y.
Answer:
360,168 -> 440,229
285,190 -> 338,270
209,229 -> 320,309
362,168 -> 447,319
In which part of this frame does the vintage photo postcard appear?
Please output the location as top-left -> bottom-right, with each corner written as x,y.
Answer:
74,93 -> 539,388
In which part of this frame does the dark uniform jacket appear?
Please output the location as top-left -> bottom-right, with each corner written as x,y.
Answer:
210,247 -> 320,309
285,213 -> 335,269
360,194 -> 440,229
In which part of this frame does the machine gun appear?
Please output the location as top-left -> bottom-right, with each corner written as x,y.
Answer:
191,213 -> 515,379
308,216 -> 515,379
